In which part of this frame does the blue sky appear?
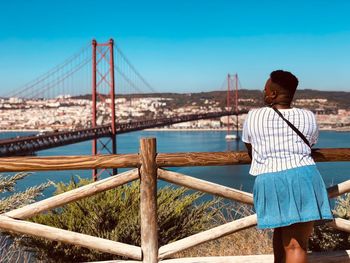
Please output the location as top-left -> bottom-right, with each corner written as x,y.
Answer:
0,0 -> 349,94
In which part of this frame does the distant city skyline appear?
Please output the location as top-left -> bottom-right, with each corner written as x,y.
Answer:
0,0 -> 349,95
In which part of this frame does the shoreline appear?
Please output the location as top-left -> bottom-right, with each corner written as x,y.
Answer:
1,127 -> 350,132
0,129 -> 40,133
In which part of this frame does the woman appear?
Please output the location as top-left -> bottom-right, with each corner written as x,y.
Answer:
242,70 -> 333,263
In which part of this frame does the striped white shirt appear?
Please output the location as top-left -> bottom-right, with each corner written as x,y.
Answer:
242,107 -> 318,176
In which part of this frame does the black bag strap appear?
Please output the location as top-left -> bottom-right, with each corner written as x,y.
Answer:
272,107 -> 311,148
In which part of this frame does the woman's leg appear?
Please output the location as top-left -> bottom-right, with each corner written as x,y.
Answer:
281,222 -> 314,263
273,227 -> 285,263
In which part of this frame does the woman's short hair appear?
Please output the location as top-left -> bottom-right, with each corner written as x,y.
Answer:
270,70 -> 299,96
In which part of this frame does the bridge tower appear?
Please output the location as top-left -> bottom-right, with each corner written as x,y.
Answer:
92,39 -> 117,180
226,73 -> 239,141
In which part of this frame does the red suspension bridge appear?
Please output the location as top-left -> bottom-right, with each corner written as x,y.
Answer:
0,39 -> 246,173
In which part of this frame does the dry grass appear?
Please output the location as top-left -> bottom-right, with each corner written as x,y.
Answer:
0,172 -> 52,214
174,227 -> 272,257
0,235 -> 33,263
174,201 -> 273,258
0,172 -> 52,262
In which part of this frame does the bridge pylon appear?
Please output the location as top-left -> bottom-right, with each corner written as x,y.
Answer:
91,39 -> 117,180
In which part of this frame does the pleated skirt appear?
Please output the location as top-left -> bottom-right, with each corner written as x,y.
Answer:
253,165 -> 333,229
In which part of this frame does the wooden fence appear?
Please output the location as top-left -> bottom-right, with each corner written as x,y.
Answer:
0,137 -> 350,262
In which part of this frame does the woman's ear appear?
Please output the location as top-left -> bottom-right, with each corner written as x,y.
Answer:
270,90 -> 278,99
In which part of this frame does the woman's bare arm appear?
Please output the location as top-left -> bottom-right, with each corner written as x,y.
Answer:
245,143 -> 252,160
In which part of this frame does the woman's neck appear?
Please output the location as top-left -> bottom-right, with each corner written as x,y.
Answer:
273,103 -> 291,109
272,95 -> 292,109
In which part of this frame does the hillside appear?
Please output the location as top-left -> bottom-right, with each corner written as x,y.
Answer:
73,89 -> 350,110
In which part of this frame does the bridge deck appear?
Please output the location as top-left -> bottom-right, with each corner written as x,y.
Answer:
0,110 -> 246,157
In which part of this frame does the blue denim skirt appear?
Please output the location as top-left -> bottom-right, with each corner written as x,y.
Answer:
253,165 -> 333,229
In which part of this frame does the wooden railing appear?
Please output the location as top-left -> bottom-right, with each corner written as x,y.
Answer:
0,138 -> 350,262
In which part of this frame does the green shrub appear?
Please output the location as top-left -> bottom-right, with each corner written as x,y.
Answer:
21,176 -> 219,262
309,193 -> 350,251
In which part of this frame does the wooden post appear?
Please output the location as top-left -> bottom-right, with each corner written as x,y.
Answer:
140,138 -> 158,263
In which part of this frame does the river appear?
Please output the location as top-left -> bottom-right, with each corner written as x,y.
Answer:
1,130 -> 350,200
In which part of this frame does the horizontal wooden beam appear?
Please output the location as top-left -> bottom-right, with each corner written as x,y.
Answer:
5,169 -> 139,220
87,261 -> 141,263
0,154 -> 140,172
159,250 -> 350,263
83,249 -> 350,263
327,180 -> 350,198
0,215 -> 142,260
87,260 -> 144,263
158,169 -> 253,205
156,148 -> 350,167
328,218 -> 350,233
159,214 -> 257,260
312,148 -> 350,163
0,148 -> 350,172
156,152 -> 251,167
